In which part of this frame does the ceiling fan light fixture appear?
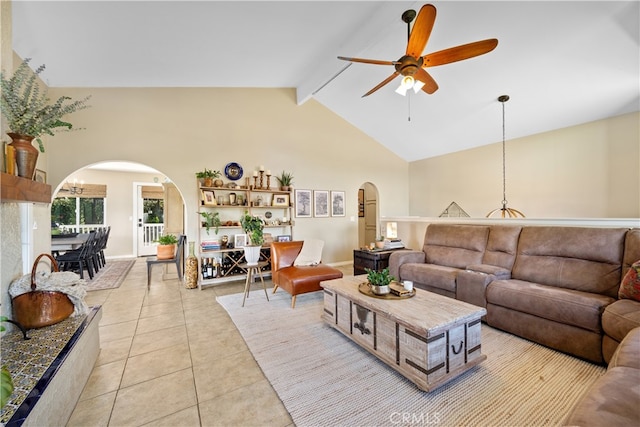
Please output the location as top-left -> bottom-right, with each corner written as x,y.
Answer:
395,75 -> 416,96
413,80 -> 425,93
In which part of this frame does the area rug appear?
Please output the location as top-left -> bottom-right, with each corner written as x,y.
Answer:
85,259 -> 135,291
216,291 -> 606,427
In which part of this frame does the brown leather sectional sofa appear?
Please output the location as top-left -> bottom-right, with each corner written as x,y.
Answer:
389,223 -> 640,364
389,223 -> 640,426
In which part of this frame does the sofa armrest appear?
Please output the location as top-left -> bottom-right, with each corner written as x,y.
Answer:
389,250 -> 426,279
465,264 -> 511,279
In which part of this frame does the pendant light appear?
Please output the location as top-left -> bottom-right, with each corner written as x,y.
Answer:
486,95 -> 525,218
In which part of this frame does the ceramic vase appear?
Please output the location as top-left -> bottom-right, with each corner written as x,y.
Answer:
8,133 -> 38,179
184,241 -> 198,289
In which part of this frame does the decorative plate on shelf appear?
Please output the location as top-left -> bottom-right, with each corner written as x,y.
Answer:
224,162 -> 243,181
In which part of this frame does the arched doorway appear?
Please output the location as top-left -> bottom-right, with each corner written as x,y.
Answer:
52,161 -> 186,258
358,182 -> 379,248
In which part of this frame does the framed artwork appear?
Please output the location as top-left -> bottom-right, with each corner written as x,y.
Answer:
272,193 -> 290,207
331,191 -> 346,217
314,190 -> 329,217
277,235 -> 291,242
234,234 -> 247,248
358,188 -> 365,217
202,190 -> 216,206
34,169 -> 47,183
295,189 -> 312,218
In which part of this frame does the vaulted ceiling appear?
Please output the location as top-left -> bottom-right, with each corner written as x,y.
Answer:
11,1 -> 640,162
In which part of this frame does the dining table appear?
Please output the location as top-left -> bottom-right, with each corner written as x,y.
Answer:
51,234 -> 88,254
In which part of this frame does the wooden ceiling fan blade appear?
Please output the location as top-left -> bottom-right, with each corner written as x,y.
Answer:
414,69 -> 438,94
362,72 -> 399,97
337,56 -> 397,66
406,4 -> 436,58
422,39 -> 498,67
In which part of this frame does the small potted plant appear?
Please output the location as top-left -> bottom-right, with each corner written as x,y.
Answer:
195,168 -> 221,187
276,171 -> 294,191
199,211 -> 221,235
366,267 -> 395,295
0,58 -> 91,179
375,235 -> 385,249
155,234 -> 178,259
240,211 -> 264,265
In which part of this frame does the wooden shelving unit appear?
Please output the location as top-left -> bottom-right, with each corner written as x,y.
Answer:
1,172 -> 52,203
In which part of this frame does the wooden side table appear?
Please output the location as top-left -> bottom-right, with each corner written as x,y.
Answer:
353,248 -> 408,276
240,261 -> 269,307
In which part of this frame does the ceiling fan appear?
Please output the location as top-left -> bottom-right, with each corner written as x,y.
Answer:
338,4 -> 498,97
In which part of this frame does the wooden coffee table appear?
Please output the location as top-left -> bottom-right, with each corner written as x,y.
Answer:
321,275 -> 487,392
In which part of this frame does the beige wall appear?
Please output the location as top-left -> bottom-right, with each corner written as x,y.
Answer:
45,87 -> 410,263
409,112 -> 640,218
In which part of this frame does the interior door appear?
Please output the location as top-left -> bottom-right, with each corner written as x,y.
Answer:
136,184 -> 164,256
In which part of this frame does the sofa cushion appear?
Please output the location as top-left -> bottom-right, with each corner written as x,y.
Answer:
487,279 -> 615,333
423,224 -> 489,269
563,366 -> 640,427
482,225 -> 522,270
512,227 -> 627,297
619,260 -> 640,301
602,299 -> 640,342
399,263 -> 458,293
609,327 -> 640,369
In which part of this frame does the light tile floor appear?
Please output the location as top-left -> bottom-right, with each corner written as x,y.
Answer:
67,258 -> 353,427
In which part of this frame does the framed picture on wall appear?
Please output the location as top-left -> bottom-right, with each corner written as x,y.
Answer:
314,190 -> 329,217
272,193 -> 290,207
276,235 -> 291,242
295,189 -> 312,218
331,191 -> 345,217
34,169 -> 47,184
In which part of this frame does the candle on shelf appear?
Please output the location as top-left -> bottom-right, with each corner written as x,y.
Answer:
266,170 -> 271,175
253,171 -> 258,177
259,165 -> 264,171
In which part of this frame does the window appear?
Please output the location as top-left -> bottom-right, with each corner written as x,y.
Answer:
52,197 -> 105,230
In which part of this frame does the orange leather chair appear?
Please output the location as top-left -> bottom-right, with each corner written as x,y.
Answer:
270,241 -> 343,308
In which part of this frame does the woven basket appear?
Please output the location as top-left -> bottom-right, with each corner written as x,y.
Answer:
12,253 -> 75,329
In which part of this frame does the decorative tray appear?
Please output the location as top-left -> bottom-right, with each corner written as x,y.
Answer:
358,282 -> 415,300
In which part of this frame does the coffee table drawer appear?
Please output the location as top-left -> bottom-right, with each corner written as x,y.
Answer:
322,289 -> 337,324
351,303 -> 375,349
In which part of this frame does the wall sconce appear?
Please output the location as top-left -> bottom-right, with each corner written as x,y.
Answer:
66,179 -> 84,195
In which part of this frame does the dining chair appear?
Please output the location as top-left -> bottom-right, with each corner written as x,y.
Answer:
146,234 -> 186,289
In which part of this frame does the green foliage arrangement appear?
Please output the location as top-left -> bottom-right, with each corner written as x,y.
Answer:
240,211 -> 264,246
1,317 -> 14,409
365,267 -> 395,287
0,58 -> 91,152
155,234 -> 178,245
199,211 -> 221,235
195,168 -> 221,179
276,171 -> 294,187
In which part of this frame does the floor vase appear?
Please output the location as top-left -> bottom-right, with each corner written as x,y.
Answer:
185,241 -> 198,289
8,133 -> 38,179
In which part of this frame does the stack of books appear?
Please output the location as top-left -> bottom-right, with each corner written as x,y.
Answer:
389,282 -> 412,296
201,241 -> 220,251
383,239 -> 405,250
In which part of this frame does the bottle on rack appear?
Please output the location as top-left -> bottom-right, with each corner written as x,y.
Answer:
206,258 -> 214,279
212,259 -> 219,278
201,257 -> 208,280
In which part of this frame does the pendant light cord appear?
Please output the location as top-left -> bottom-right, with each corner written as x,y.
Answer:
501,100 -> 507,207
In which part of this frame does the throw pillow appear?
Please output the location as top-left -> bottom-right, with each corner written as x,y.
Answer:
294,239 -> 324,266
619,260 -> 640,302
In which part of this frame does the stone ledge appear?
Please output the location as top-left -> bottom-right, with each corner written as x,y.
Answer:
1,306 -> 102,427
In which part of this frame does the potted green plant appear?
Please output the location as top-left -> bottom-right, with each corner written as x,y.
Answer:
199,211 -> 221,235
276,171 -> 294,191
155,234 -> 178,259
195,168 -> 221,187
0,317 -> 14,409
240,211 -> 264,265
366,267 -> 395,295
1,58 -> 91,179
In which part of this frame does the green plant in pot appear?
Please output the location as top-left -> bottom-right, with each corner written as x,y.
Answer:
276,171 -> 294,191
0,316 -> 14,409
240,211 -> 264,265
155,234 -> 178,260
199,211 -> 221,235
1,58 -> 91,179
366,267 -> 395,295
195,168 -> 221,187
